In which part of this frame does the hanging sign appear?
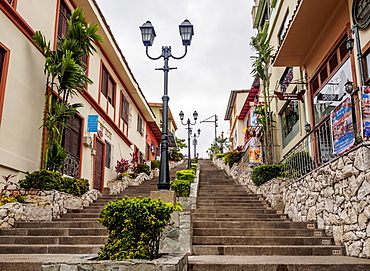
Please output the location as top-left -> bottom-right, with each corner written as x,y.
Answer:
87,115 -> 98,132
274,89 -> 305,102
249,145 -> 261,163
330,97 -> 355,155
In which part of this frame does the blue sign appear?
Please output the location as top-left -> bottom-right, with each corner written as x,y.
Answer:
87,115 -> 98,132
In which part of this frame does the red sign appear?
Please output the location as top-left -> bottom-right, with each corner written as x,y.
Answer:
274,89 -> 305,102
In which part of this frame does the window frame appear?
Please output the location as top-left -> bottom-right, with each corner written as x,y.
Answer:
137,114 -> 144,136
100,65 -> 116,107
120,93 -> 129,123
0,43 -> 10,124
57,0 -> 71,40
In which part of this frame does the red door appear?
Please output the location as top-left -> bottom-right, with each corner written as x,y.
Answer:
94,139 -> 105,191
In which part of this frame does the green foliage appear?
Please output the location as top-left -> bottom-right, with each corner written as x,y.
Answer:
0,195 -> 17,206
121,172 -> 133,179
283,151 -> 314,178
19,169 -> 89,196
135,163 -> 150,175
252,164 -> 284,186
169,148 -> 183,161
191,164 -> 198,172
191,158 -> 197,163
224,151 -> 245,167
216,153 -> 227,159
171,179 -> 191,197
175,137 -> 187,149
45,140 -> 69,171
176,170 -> 196,181
97,197 -> 182,260
151,160 -> 160,169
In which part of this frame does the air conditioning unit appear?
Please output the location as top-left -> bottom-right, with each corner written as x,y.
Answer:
83,136 -> 92,147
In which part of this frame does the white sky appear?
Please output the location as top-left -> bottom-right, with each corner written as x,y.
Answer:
95,0 -> 256,158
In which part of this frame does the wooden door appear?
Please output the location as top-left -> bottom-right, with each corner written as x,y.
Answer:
94,139 -> 105,191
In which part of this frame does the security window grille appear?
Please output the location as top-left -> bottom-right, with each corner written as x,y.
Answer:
58,1 -> 70,40
105,140 -> 112,168
101,66 -> 115,106
121,95 -> 129,122
137,114 -> 144,135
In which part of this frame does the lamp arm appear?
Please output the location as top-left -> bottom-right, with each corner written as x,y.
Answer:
171,46 -> 188,60
145,46 -> 163,60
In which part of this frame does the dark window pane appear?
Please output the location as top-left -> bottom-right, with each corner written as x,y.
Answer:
58,1 -> 70,40
329,52 -> 338,73
0,48 -> 5,82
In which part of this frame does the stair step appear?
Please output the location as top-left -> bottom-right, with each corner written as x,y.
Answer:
188,255 -> 370,271
193,236 -> 332,245
0,228 -> 107,236
192,245 -> 345,256
14,221 -> 103,228
193,221 -> 314,229
193,228 -> 324,237
0,244 -> 101,254
0,236 -> 107,245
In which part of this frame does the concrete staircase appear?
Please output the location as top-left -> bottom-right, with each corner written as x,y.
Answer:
188,160 -> 370,270
0,163 -> 186,271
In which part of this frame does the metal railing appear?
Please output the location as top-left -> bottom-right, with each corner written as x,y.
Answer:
281,116 -> 334,179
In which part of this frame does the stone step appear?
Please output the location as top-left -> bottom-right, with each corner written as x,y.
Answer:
0,235 -> 107,245
188,255 -> 370,271
193,228 -> 325,237
0,228 -> 107,236
193,236 -> 333,245
14,221 -> 103,228
192,212 -> 284,218
0,244 -> 101,254
193,221 -> 313,229
193,217 -> 289,222
192,209 -> 281,215
192,245 -> 345,256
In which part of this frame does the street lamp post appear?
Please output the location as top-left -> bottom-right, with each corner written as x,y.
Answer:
192,128 -> 201,160
140,20 -> 194,191
220,131 -> 224,153
179,111 -> 198,169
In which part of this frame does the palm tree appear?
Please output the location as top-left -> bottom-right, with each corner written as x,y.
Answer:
250,28 -> 275,164
34,7 -> 103,170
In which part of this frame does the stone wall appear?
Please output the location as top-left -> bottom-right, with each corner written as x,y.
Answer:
214,144 -> 370,258
0,189 -> 100,228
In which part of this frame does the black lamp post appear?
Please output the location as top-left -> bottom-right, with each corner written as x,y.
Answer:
220,131 -> 224,154
179,111 -> 198,169
192,128 -> 201,160
346,25 -> 365,86
140,20 -> 194,191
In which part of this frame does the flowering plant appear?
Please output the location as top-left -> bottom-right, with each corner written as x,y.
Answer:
115,158 -> 130,173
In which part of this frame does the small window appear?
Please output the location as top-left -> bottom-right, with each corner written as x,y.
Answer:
58,1 -> 70,40
0,48 -> 5,82
137,114 -> 144,135
105,140 -> 112,168
320,66 -> 328,84
121,94 -> 129,122
329,52 -> 338,73
101,66 -> 115,106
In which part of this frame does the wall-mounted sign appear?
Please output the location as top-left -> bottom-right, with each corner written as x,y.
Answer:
87,115 -> 98,132
274,89 -> 305,102
249,145 -> 261,163
352,0 -> 370,30
330,97 -> 355,155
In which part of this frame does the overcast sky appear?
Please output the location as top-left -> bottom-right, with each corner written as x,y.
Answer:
95,0 -> 256,158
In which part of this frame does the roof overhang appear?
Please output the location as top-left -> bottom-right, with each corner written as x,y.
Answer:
148,121 -> 162,142
238,87 -> 260,119
273,0 -> 347,67
224,90 -> 249,120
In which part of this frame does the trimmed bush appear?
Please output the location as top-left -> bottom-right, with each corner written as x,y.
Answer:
97,196 -> 182,260
176,170 -> 196,181
252,164 -> 284,186
191,164 -> 198,172
224,151 -> 245,167
151,160 -> 160,169
19,169 -> 89,196
171,179 -> 191,197
216,153 -> 227,159
136,163 -> 150,175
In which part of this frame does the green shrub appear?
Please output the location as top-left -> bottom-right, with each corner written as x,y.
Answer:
176,170 -> 196,181
121,172 -> 133,179
59,177 -> 89,196
224,151 -> 245,167
191,158 -> 197,163
151,160 -> 160,169
19,169 -> 63,190
191,164 -> 198,172
171,179 -> 191,197
216,153 -> 226,159
19,169 -> 89,196
252,164 -> 283,186
135,163 -> 150,175
0,195 -> 18,206
97,196 -> 182,260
